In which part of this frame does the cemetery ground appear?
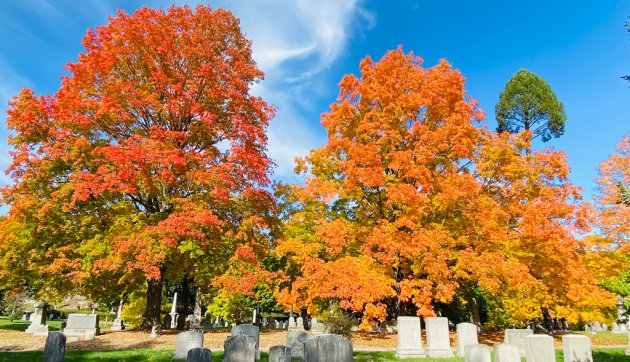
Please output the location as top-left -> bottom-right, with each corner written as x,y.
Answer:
0,317 -> 628,361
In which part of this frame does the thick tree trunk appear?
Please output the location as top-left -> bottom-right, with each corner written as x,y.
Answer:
142,277 -> 163,331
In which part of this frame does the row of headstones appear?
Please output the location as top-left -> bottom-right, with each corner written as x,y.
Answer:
25,309 -> 101,342
585,320 -> 630,333
173,324 -> 351,361
397,316 -> 597,362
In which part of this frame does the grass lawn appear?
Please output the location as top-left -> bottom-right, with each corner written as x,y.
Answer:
0,349 -> 626,362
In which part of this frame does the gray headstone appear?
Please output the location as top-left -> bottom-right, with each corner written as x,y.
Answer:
174,331 -> 204,360
562,334 -> 592,362
303,334 -> 353,362
287,330 -> 311,359
176,314 -> 186,330
43,331 -> 66,362
503,328 -> 532,357
525,334 -> 554,362
456,322 -> 478,357
63,314 -> 100,341
425,317 -> 453,357
187,347 -> 211,362
231,324 -> 260,360
25,302 -> 48,336
224,330 -> 256,362
164,314 -> 172,329
268,345 -> 291,362
465,344 -> 490,362
396,316 -> 425,357
493,343 -> 520,362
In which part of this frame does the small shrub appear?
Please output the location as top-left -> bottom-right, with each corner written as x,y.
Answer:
323,311 -> 356,339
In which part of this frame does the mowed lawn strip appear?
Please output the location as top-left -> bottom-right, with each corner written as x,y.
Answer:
0,349 -> 627,362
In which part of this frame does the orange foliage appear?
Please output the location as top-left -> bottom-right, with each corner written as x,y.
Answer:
275,48 -> 613,328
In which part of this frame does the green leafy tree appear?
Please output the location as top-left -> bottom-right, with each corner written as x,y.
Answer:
495,69 -> 567,153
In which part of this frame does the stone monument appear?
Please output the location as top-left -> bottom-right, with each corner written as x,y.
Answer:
25,302 -> 49,336
425,317 -> 454,357
111,299 -> 125,331
396,316 -> 425,358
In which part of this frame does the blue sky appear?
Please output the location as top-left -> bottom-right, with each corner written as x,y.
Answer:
0,0 -> 628,203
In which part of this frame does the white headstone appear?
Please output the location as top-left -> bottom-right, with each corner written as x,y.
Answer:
170,293 -> 178,329
396,316 -> 425,358
311,317 -> 326,334
425,317 -> 453,357
111,299 -> 125,331
562,334 -> 592,362
63,314 -> 100,341
296,316 -> 305,330
525,334 -> 555,362
493,343 -> 520,362
503,328 -> 532,357
173,331 -> 203,360
465,344 -> 490,362
231,323 -> 260,360
456,322 -> 478,357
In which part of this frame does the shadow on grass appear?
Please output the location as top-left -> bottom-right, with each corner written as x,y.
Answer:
0,350 -> 272,362
0,317 -> 61,332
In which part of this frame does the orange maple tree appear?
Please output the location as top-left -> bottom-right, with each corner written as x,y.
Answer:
1,5 -> 274,328
274,48 -> 612,328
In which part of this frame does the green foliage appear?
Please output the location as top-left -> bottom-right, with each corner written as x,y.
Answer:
495,69 -> 566,143
120,293 -> 147,329
0,290 -> 29,321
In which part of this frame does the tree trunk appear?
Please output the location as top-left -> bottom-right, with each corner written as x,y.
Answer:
470,297 -> 481,329
142,277 -> 163,331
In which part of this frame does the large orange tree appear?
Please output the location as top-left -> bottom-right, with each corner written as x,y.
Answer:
0,5 -> 274,329
274,48 -> 612,328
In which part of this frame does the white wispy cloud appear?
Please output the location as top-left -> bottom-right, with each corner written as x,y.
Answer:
213,0 -> 375,180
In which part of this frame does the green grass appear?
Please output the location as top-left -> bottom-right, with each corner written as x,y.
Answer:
0,349 -> 626,362
0,316 -> 63,332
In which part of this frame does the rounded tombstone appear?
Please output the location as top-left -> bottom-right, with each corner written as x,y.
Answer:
44,331 -> 66,362
186,347 -> 211,362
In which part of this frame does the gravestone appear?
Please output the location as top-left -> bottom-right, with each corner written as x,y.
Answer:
503,328 -> 532,357
287,330 -> 311,360
164,314 -> 172,330
274,320 -> 280,329
268,345 -> 291,362
303,334 -> 353,362
425,317 -> 453,357
176,314 -> 186,330
111,299 -> 125,331
456,322 -> 478,357
396,316 -> 425,358
174,331 -> 204,360
465,344 -> 490,362
493,343 -> 521,362
187,347 -> 211,362
25,302 -> 49,336
43,331 -> 66,362
192,289 -> 202,331
231,324 -> 260,360
525,334 -> 555,362
593,321 -> 602,332
224,330 -> 256,362
63,313 -> 100,341
170,292 -> 179,329
310,317 -> 326,334
296,316 -> 305,330
562,334 -> 592,362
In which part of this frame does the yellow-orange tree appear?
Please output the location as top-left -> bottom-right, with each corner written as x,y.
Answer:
274,48 -> 612,328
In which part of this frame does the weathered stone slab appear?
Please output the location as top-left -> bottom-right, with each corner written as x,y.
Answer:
287,330 -> 311,359
456,323 -> 478,357
268,345 -> 291,362
493,343 -> 520,362
303,334 -> 353,362
25,302 -> 48,336
63,314 -> 100,341
503,328 -> 532,357
464,344 -> 490,362
187,347 -> 211,362
224,330 -> 256,362
425,317 -> 453,357
525,334 -> 555,362
231,324 -> 260,360
562,334 -> 592,362
396,316 -> 424,358
174,331 -> 203,360
43,331 -> 66,362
